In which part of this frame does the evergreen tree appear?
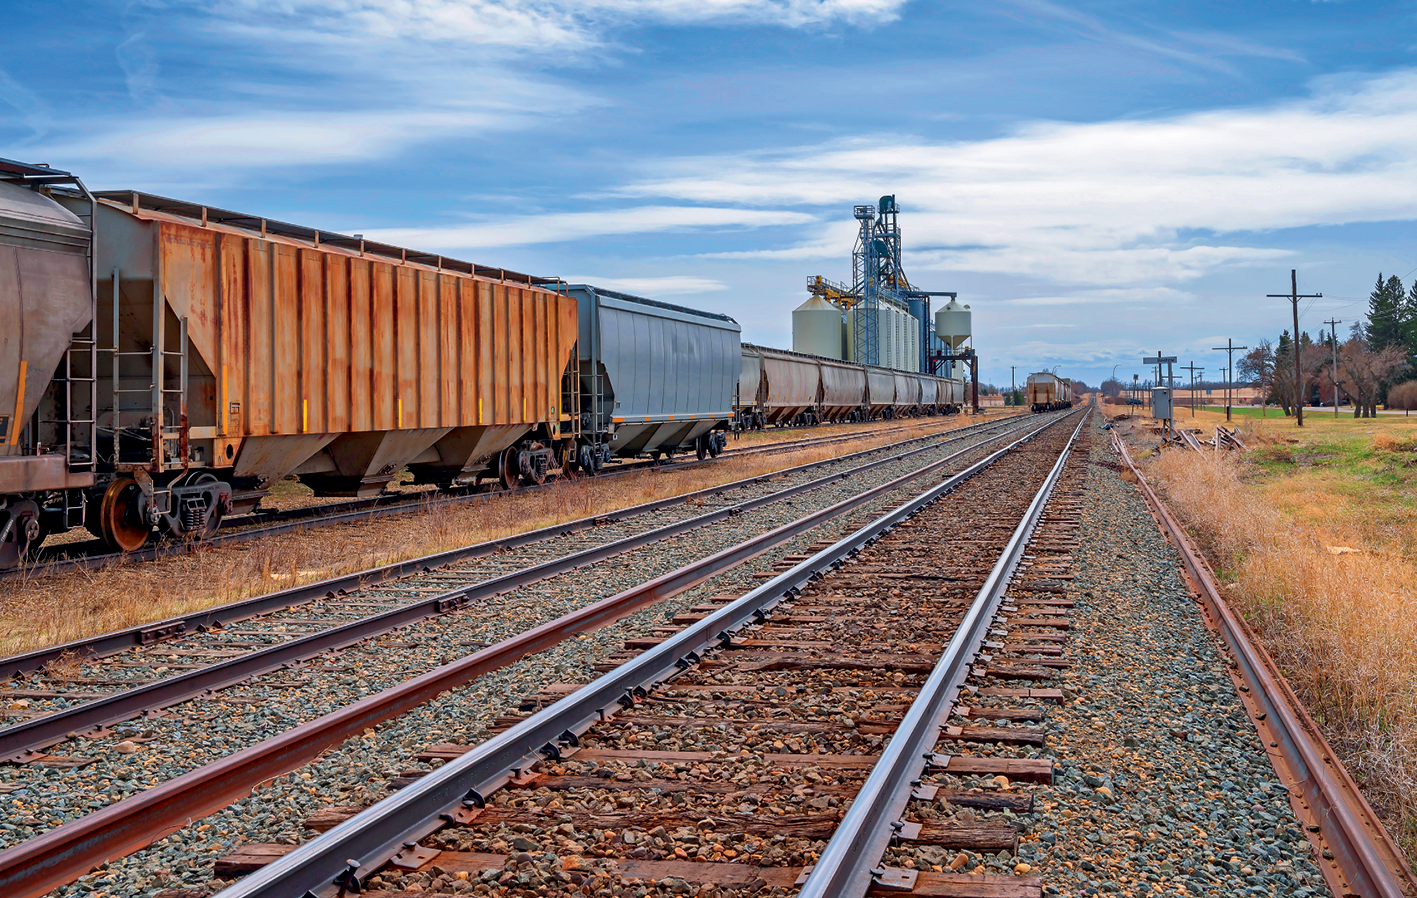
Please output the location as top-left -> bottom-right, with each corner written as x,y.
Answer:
1366,273 -> 1407,352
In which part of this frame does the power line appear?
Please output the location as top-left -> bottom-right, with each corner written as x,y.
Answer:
1268,269 -> 1322,427
1325,318 -> 1343,419
1210,339 -> 1249,424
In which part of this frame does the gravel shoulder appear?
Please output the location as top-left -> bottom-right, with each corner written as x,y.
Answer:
1021,420 -> 1326,896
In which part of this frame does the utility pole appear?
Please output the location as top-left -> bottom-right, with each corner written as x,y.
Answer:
1010,366 -> 1016,406
1268,269 -> 1322,426
1324,318 -> 1342,418
1210,340 -> 1248,423
1181,362 -> 1203,417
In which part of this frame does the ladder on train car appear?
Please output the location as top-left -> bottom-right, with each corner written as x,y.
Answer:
53,187 -> 99,529
100,267 -> 189,533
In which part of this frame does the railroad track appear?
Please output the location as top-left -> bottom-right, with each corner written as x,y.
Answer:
1112,430 -> 1417,898
7,417 -> 976,581
191,409 -> 1088,898
0,411 -> 1065,898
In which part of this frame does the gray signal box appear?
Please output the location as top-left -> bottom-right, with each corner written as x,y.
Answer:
1152,387 -> 1173,420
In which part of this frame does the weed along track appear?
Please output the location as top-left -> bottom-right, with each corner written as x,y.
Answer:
10,419 -> 960,582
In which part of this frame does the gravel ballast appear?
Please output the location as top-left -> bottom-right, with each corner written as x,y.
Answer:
896,417 -> 1328,897
30,419 -> 1058,897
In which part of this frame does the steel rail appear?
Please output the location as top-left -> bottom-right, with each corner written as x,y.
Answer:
799,409 -> 1087,898
202,411 -> 1077,898
0,414 -> 1039,760
0,413 -> 1066,898
9,417 -> 972,579
1,414 -> 1019,681
1112,431 -> 1417,898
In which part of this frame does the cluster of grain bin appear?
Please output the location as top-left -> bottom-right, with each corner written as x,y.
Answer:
791,295 -> 924,372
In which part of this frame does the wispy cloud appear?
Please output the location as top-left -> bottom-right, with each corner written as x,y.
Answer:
610,70 -> 1417,285
995,0 -> 1303,73
214,0 -> 909,51
563,275 -> 729,294
364,206 -> 816,249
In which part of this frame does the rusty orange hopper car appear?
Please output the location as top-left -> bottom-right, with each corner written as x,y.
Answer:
0,160 -> 579,562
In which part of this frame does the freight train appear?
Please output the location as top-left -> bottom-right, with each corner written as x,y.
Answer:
1025,371 -> 1073,412
737,344 -> 965,430
0,160 -> 964,566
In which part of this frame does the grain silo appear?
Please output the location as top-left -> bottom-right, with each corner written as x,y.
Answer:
792,295 -> 846,360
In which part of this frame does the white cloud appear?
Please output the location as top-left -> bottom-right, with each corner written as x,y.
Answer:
213,0 -> 906,53
610,70 -> 1417,286
364,206 -> 816,249
562,275 -> 729,294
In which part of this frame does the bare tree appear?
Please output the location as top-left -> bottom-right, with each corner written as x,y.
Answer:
1264,340 -> 1325,416
1338,338 -> 1407,418
1388,380 -> 1417,417
1240,341 -> 1280,412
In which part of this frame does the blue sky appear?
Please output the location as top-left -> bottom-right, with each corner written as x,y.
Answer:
5,0 -> 1417,389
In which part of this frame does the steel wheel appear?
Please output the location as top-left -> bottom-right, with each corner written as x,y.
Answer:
0,500 -> 42,569
522,441 -> 547,485
499,446 -> 520,491
98,478 -> 150,552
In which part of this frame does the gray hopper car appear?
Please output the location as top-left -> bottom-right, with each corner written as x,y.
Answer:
568,285 -> 739,466
1025,372 -> 1073,412
737,343 -> 965,429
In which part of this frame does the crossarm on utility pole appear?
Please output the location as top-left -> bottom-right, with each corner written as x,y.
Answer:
1268,269 -> 1322,427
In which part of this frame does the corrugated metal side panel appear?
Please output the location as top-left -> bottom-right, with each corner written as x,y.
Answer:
866,370 -> 894,407
598,299 -> 739,419
739,348 -> 762,408
819,362 -> 865,408
892,373 -> 916,409
166,221 -> 575,440
326,256 -> 351,433
920,377 -> 937,406
761,352 -> 819,409
458,279 -> 477,423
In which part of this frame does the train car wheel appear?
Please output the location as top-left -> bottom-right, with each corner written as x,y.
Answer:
696,437 -> 708,461
499,447 -> 520,491
523,442 -> 548,485
98,479 -> 151,552
0,500 -> 42,568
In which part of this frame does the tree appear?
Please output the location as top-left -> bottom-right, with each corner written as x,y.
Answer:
1388,380 -> 1417,417
1364,273 -> 1408,352
1267,335 -> 1325,416
1240,341 -> 1279,411
1338,337 -> 1406,418
1099,378 -> 1124,399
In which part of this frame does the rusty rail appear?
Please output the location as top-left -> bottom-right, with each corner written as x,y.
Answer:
7,417 -> 977,580
1112,430 -> 1417,898
205,411 -> 1078,898
0,414 -> 1058,898
1,414 -> 1020,681
800,410 -> 1088,898
0,414 -> 1036,759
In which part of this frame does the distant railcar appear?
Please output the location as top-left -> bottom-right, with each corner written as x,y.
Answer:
1025,372 -> 1073,412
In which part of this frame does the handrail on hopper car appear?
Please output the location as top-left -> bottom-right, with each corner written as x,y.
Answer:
86,189 -> 557,288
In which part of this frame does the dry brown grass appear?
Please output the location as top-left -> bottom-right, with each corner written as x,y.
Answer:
0,414 -> 1014,657
1143,448 -> 1417,862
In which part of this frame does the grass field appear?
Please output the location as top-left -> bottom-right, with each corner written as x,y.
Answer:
1118,405 -> 1417,866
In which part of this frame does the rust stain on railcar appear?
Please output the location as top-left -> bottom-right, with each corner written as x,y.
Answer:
151,217 -> 577,448
325,255 -> 351,434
